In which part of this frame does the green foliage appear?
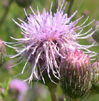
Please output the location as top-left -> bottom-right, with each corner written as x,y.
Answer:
0,77 -> 11,97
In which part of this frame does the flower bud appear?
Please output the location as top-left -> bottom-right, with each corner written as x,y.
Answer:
2,1 -> 8,7
0,87 -> 5,95
60,50 -> 91,100
92,21 -> 99,43
0,39 -> 6,66
2,61 -> 13,71
15,0 -> 33,8
91,61 -> 99,93
83,10 -> 89,16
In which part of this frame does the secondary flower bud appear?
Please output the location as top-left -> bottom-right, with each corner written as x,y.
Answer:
0,39 -> 6,66
91,61 -> 99,93
15,0 -> 33,8
60,50 -> 91,99
92,21 -> 99,43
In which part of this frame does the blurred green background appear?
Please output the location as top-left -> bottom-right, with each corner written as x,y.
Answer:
0,0 -> 99,101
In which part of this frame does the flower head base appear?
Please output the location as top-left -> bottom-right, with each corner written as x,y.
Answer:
4,2 -> 97,84
60,49 -> 91,99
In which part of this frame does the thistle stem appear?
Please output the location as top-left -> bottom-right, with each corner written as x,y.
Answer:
0,0 -> 13,28
48,86 -> 58,101
67,0 -> 74,17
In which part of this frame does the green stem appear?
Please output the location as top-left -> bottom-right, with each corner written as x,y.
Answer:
54,0 -> 58,12
48,86 -> 58,101
0,0 -> 13,28
67,0 -> 74,17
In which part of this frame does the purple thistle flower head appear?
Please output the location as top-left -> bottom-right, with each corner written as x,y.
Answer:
4,2 -> 97,84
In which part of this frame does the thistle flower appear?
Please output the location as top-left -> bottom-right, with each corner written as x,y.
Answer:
60,49 -> 91,99
4,2 -> 97,84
